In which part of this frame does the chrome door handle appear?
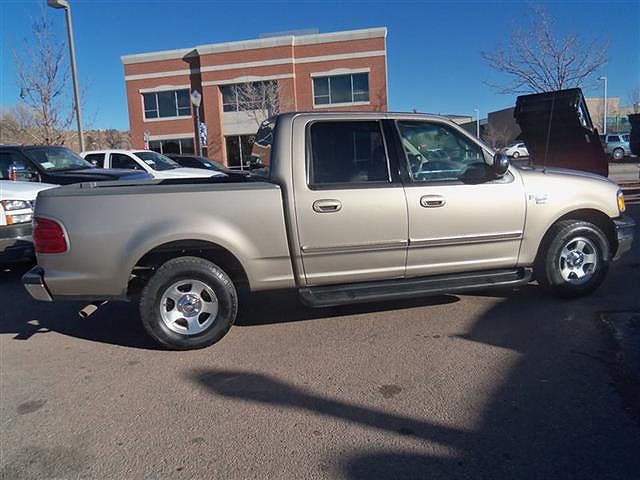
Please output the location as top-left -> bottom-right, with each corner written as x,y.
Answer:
313,199 -> 342,213
420,195 -> 446,208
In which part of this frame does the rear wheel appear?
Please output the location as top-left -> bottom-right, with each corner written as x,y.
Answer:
612,148 -> 624,161
139,256 -> 237,350
535,220 -> 610,297
512,151 -> 520,158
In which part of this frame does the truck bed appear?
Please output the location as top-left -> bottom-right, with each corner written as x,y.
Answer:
35,177 -> 295,299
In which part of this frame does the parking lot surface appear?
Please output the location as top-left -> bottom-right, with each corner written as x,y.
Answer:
2,207 -> 640,480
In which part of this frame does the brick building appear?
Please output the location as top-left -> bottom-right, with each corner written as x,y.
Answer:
121,27 -> 388,168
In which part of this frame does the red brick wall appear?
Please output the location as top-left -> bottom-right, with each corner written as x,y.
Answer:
123,31 -> 388,158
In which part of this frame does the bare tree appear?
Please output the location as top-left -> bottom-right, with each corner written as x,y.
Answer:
234,80 -> 293,128
482,122 -> 515,149
104,129 -> 126,149
13,13 -> 75,145
0,104 -> 43,144
481,7 -> 609,94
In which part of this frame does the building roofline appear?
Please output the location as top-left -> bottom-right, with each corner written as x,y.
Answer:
121,27 -> 387,65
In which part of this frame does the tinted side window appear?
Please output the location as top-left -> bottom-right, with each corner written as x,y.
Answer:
308,121 -> 390,186
84,153 -> 105,167
607,135 -> 620,142
0,152 -> 33,180
397,121 -> 485,182
110,153 -> 140,170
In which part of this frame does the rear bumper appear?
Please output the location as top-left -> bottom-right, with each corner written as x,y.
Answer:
0,223 -> 34,262
22,266 -> 53,302
613,215 -> 636,261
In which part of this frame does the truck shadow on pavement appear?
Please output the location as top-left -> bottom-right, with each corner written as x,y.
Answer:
0,262 -> 157,349
191,284 -> 640,479
1,262 -> 458,350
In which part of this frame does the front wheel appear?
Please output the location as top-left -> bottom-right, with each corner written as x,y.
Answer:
512,151 -> 520,159
612,148 -> 624,161
139,256 -> 238,350
535,220 -> 610,297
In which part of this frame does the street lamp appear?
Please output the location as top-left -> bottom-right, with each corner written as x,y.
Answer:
598,76 -> 607,136
474,108 -> 480,138
47,0 -> 84,151
190,90 -> 203,156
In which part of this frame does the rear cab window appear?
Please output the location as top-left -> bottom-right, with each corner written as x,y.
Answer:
307,121 -> 391,187
249,118 -> 276,179
84,153 -> 105,167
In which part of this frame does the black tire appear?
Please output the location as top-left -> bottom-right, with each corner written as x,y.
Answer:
139,256 -> 237,350
612,148 -> 624,161
512,151 -> 520,159
535,220 -> 610,298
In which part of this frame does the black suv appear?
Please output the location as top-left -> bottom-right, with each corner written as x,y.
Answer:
0,145 -> 152,185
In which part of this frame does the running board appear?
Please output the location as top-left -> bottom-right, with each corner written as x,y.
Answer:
298,268 -> 533,308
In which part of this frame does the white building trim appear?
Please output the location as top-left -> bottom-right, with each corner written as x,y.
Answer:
121,27 -> 387,65
125,50 -> 385,82
310,67 -> 370,78
296,51 -> 385,64
148,133 -> 194,141
202,73 -> 295,86
139,84 -> 191,93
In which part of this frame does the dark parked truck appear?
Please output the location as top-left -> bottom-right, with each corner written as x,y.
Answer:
514,88 -> 609,177
0,145 -> 152,185
23,112 -> 634,350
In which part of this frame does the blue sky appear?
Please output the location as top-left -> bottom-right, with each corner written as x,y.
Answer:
1,0 -> 638,130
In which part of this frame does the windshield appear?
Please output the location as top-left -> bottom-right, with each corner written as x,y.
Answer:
133,151 -> 180,171
24,146 -> 94,171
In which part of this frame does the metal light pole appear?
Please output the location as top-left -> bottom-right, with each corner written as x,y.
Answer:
190,90 -> 203,156
474,108 -> 480,138
47,0 -> 84,151
599,76 -> 608,135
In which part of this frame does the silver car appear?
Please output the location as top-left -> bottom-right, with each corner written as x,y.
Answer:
502,143 -> 529,159
604,133 -> 630,161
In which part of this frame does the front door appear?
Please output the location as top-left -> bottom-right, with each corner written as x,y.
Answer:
395,120 -> 526,277
294,119 -> 408,286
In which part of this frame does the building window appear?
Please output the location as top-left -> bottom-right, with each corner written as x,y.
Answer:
225,135 -> 255,169
143,89 -> 191,119
222,81 -> 278,112
313,73 -> 369,106
149,138 -> 194,155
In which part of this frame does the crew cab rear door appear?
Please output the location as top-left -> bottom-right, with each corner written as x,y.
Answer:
292,118 -> 408,286
392,119 -> 526,277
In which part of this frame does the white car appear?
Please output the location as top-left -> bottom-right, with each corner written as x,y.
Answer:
502,143 -> 529,159
1,180 -> 56,262
80,150 -> 223,180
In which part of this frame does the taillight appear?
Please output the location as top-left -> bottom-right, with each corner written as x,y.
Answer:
33,217 -> 68,254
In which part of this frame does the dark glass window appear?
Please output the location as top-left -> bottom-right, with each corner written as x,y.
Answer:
397,121 -> 485,182
149,140 -> 162,153
83,153 -> 105,167
313,73 -> 370,106
226,135 -> 255,169
148,138 -> 195,155
142,89 -> 191,119
308,121 -> 389,185
222,81 -> 278,112
143,93 -> 158,119
0,152 -> 31,180
110,153 -> 140,170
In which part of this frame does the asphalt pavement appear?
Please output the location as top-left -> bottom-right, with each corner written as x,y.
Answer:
1,207 -> 640,480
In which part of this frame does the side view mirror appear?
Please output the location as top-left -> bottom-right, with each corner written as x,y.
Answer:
492,152 -> 510,177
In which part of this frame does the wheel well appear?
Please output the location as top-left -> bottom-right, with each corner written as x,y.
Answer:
537,209 -> 617,262
127,240 -> 249,297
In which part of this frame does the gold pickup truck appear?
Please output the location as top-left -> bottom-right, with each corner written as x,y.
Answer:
22,112 -> 635,350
